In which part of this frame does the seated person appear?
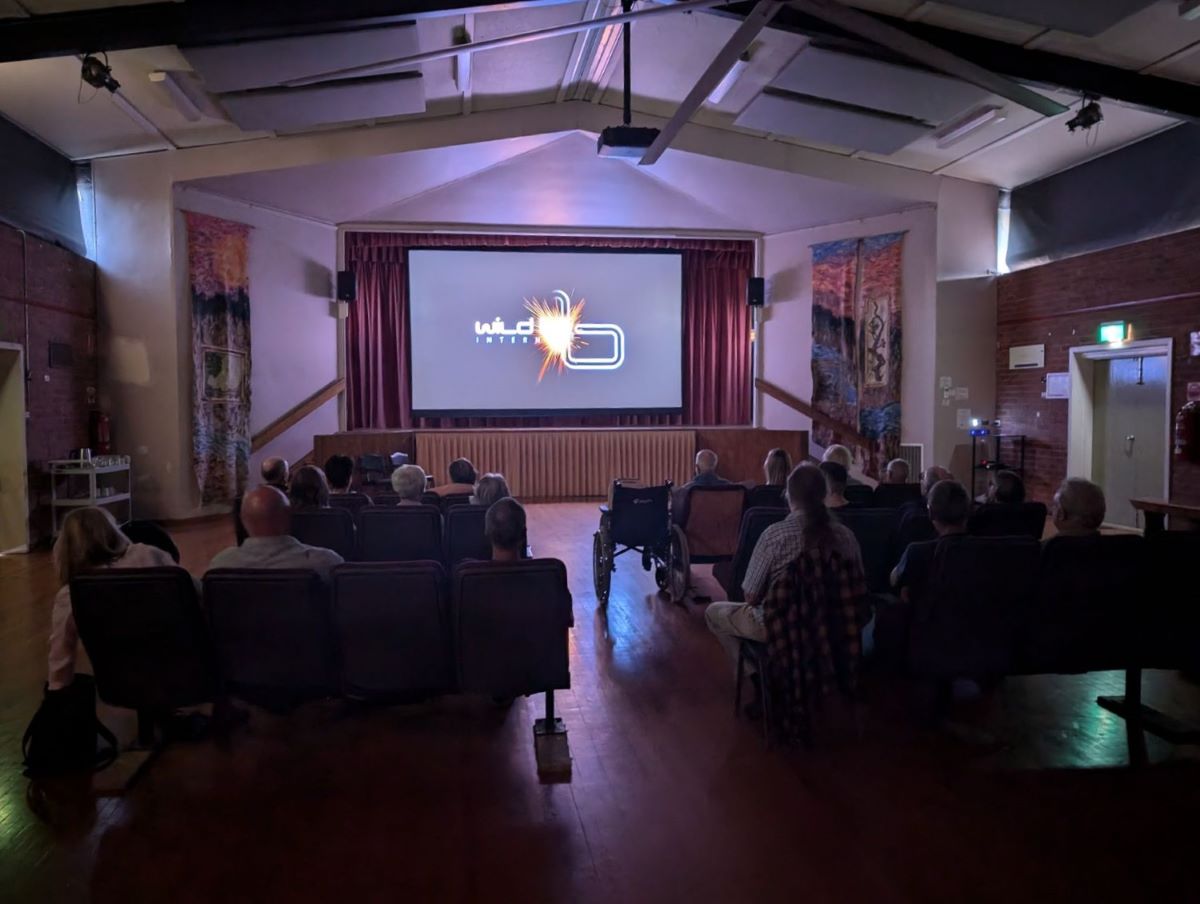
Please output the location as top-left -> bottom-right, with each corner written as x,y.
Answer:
261,456 -> 290,492
323,454 -> 358,495
878,479 -> 970,666
882,457 -> 910,485
1051,477 -> 1106,538
432,458 -> 477,497
746,448 -> 791,508
207,486 -> 343,580
391,464 -> 429,505
819,460 -> 851,509
485,497 -> 527,563
898,465 -> 952,522
233,455 -> 292,544
705,464 -> 864,668
890,479 -> 969,595
473,473 -> 512,508
289,465 -> 330,511
673,449 -> 731,523
763,448 -> 791,487
987,469 -> 1026,505
47,507 -> 179,691
823,443 -> 863,486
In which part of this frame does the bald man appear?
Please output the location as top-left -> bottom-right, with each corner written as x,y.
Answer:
261,456 -> 290,491
673,449 -> 731,524
208,486 -> 343,579
1051,478 -> 1106,539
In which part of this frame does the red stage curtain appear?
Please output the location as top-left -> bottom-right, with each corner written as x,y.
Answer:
345,232 -> 753,429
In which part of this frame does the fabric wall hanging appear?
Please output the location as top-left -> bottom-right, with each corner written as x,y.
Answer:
810,232 -> 905,478
184,211 -> 253,505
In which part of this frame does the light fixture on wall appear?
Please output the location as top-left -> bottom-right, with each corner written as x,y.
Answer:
934,105 -> 1006,148
1098,320 -> 1130,345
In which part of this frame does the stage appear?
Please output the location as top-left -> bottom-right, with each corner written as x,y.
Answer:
314,427 -> 808,499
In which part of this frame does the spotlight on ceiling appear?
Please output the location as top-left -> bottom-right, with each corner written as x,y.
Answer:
1066,97 -> 1103,133
80,54 -> 120,92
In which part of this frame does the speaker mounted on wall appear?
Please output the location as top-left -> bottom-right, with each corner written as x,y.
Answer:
746,276 -> 765,307
336,270 -> 357,302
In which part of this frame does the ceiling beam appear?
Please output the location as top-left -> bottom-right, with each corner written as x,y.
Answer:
711,2 -> 1200,121
640,0 -> 783,165
0,0 -> 584,64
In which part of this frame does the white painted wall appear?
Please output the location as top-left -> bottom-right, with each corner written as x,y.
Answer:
759,205 -> 939,457
174,189 -> 339,483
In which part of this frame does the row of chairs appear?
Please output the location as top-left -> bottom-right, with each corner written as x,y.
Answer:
330,491 -> 475,517
844,483 -> 923,509
290,504 -> 491,565
716,502 -> 1049,601
69,560 -> 573,739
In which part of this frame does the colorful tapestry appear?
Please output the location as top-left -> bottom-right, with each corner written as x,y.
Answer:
185,211 -> 253,505
811,232 -> 904,479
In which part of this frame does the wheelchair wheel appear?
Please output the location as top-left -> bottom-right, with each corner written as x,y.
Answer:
592,531 -> 612,606
665,524 -> 689,604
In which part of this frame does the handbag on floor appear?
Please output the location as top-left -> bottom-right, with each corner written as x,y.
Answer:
22,674 -> 118,777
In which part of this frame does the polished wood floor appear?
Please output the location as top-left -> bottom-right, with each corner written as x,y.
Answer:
2,503 -> 1199,903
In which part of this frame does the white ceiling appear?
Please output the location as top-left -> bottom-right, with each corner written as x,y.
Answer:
181,130 -> 924,234
0,0 -> 1195,189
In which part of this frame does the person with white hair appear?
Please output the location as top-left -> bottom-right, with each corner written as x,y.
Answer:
390,464 -> 428,504
883,458 -> 911,485
822,443 -> 865,486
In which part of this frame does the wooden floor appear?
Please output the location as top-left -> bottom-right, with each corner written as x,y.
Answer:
2,503 -> 1199,903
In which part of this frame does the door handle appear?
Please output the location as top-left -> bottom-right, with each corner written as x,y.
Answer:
1125,434 -> 1135,455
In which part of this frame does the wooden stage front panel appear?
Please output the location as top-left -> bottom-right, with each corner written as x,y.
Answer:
315,427 -> 807,499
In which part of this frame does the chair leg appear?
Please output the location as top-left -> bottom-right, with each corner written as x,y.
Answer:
1124,667 -> 1149,768
758,663 -> 773,749
533,690 -> 571,780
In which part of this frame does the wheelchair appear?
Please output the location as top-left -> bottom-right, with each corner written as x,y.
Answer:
593,481 -> 688,605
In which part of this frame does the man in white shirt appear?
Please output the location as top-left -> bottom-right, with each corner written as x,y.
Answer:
208,486 -> 343,580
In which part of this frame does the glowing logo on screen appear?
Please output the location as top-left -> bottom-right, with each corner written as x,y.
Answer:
475,289 -> 626,382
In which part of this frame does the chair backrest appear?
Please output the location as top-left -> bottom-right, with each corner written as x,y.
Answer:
1024,535 -> 1145,673
328,493 -> 372,518
834,507 -> 898,594
439,493 -> 475,515
332,561 -> 451,697
452,559 -> 573,697
445,504 -> 491,566
909,536 -> 1041,678
844,484 -> 875,507
357,505 -> 443,563
745,484 -> 787,511
372,492 -> 402,506
289,508 -> 357,560
968,502 -> 1047,540
70,567 -> 217,712
120,520 -> 181,562
682,485 -> 747,561
873,483 -> 923,508
609,482 -> 672,549
420,491 -> 440,507
203,568 -> 338,702
727,507 -> 788,602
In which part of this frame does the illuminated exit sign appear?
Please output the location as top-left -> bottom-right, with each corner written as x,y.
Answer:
1098,321 -> 1129,344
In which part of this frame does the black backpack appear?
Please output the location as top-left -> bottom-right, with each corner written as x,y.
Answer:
22,674 -> 118,777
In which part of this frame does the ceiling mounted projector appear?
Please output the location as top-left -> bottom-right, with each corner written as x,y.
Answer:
597,125 -> 660,158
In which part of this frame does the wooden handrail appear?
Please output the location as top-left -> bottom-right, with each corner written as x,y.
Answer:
251,378 -> 345,453
754,378 -> 871,450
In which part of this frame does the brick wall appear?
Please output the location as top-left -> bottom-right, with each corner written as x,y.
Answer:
996,226 -> 1200,507
0,222 -> 98,544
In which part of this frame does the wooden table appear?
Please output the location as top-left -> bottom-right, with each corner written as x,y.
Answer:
1130,498 -> 1200,534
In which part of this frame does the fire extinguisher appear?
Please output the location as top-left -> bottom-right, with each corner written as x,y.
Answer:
89,410 -> 112,455
1175,401 -> 1200,463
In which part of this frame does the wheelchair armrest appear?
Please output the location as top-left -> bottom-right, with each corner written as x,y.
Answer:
599,504 -> 610,514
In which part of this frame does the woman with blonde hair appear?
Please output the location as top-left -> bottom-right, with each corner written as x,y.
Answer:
48,507 -> 175,690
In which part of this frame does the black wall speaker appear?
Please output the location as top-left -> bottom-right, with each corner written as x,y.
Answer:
747,276 -> 765,307
336,270 -> 356,302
